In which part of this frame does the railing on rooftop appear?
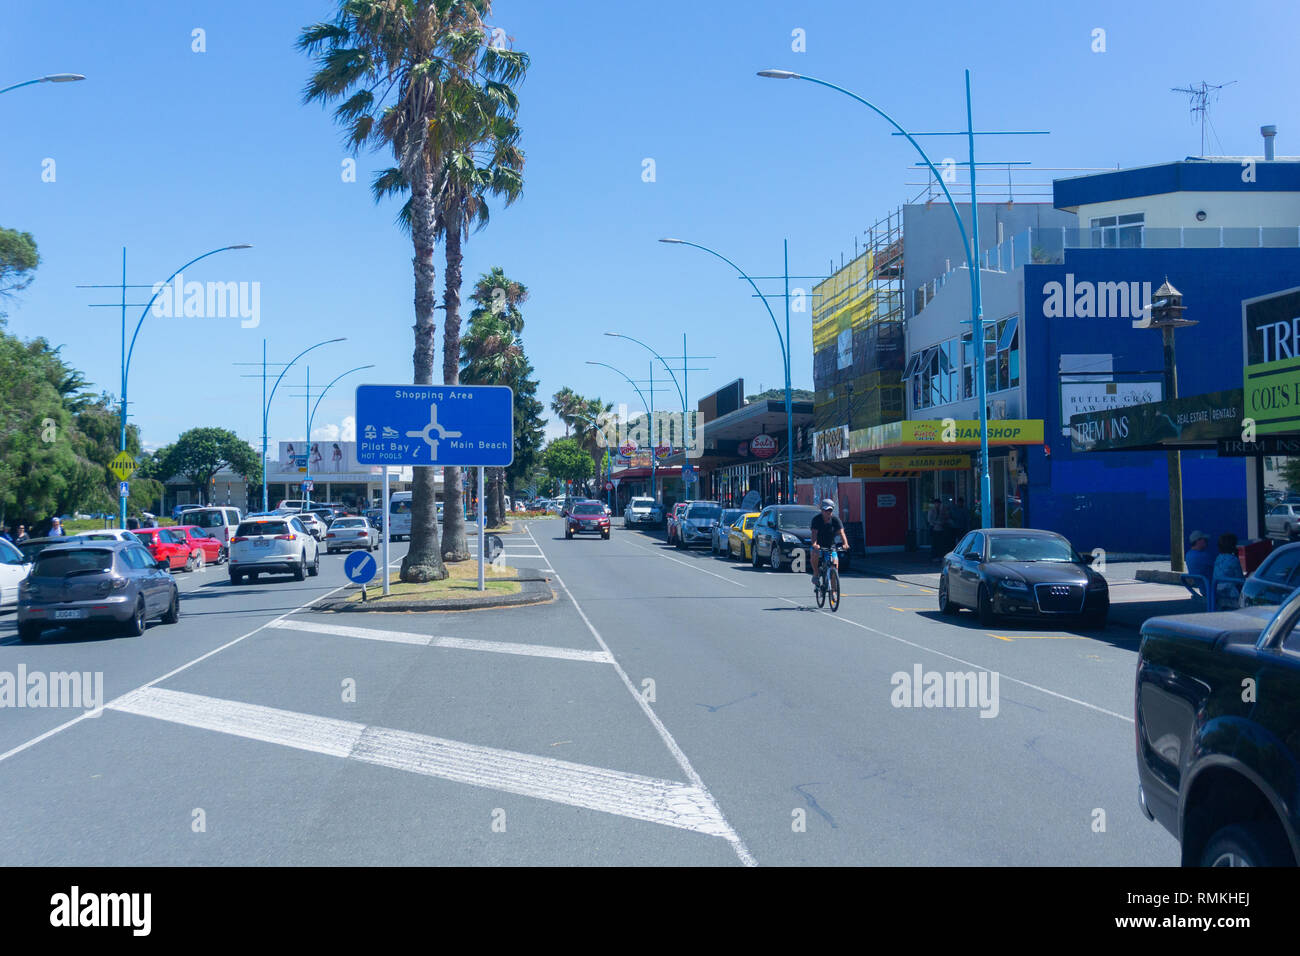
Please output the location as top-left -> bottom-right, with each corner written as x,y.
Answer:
911,225 -> 1300,317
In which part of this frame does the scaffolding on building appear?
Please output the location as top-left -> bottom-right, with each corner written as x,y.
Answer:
811,208 -> 906,438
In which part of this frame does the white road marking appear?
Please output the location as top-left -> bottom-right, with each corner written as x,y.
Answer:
619,538 -> 747,588
785,598 -> 1132,723
525,524 -> 757,866
108,687 -> 732,837
0,575 -> 358,767
268,619 -> 612,663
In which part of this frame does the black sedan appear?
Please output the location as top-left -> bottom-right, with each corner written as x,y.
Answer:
938,528 -> 1108,628
749,505 -> 854,572
1241,542 -> 1300,607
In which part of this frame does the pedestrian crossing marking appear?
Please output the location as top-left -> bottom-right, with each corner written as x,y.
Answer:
268,619 -> 612,663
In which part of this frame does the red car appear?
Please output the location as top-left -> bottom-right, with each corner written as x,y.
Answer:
565,501 -> 611,540
170,525 -> 227,565
131,528 -> 198,572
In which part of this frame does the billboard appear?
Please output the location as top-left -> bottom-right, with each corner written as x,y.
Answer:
275,441 -> 381,476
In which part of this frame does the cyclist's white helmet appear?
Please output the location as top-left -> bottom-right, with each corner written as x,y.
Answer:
820,499 -> 834,511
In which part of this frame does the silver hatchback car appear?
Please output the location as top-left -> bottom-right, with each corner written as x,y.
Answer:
16,540 -> 180,642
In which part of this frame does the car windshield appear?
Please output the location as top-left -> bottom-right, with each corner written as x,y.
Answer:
185,510 -> 225,529
574,504 -> 604,516
630,498 -> 654,508
687,504 -> 721,520
776,507 -> 820,530
390,499 -> 411,514
987,535 -> 1078,563
0,538 -> 23,564
238,520 -> 288,536
33,549 -> 114,578
719,510 -> 743,526
334,519 -> 364,528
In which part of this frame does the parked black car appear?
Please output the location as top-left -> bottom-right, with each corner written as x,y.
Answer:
749,505 -> 853,572
1136,594 -> 1300,865
938,528 -> 1108,628
1241,541 -> 1300,607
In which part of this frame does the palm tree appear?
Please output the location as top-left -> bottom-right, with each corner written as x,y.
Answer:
550,387 -> 581,437
368,38 -> 526,560
299,0 -> 491,582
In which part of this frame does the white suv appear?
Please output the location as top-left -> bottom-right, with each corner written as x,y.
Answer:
624,497 -> 662,528
229,515 -> 319,584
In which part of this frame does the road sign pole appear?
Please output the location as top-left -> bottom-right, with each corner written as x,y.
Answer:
382,466 -> 390,596
477,466 -> 485,592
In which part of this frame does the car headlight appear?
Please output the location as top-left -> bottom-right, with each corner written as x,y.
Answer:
999,578 -> 1029,591
781,532 -> 800,545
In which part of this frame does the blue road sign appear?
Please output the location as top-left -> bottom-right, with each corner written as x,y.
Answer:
343,550 -> 378,585
681,463 -> 695,482
118,481 -> 130,497
355,384 -> 514,467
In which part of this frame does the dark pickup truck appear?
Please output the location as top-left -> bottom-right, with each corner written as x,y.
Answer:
1136,594 -> 1300,866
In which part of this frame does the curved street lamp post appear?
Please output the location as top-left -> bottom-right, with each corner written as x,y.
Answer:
259,338 -> 345,513
586,360 -> 658,503
117,244 -> 252,528
0,73 -> 85,96
296,364 -> 375,508
758,68 -> 995,529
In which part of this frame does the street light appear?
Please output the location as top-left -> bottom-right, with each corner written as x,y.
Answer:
587,360 -> 659,502
1147,280 -> 1197,573
0,73 -> 86,95
659,237 -> 796,502
118,244 -> 252,528
757,68 -> 994,529
300,364 -> 375,508
604,330 -> 698,495
260,338 -> 345,513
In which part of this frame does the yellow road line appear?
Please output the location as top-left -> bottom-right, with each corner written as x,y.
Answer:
989,633 -> 1087,641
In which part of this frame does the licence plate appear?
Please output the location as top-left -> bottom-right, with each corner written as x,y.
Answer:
54,609 -> 87,621
254,539 -> 270,548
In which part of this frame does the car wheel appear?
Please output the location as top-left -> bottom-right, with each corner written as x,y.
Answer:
565,528 -> 573,539
17,623 -> 41,643
293,554 -> 306,581
1081,606 -> 1108,630
124,597 -> 147,637
192,550 -> 205,572
218,546 -> 228,565
751,541 -> 761,569
770,545 -> 783,572
977,585 -> 996,627
939,574 -> 959,615
1289,524 -> 1298,542
1200,821 -> 1290,867
161,587 -> 180,624
229,570 -> 243,585
309,551 -> 320,576
327,548 -> 335,555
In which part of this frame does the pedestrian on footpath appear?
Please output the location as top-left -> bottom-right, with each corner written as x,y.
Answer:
48,517 -> 65,537
927,497 -> 944,558
1184,530 -> 1215,600
1213,533 -> 1244,610
948,496 -> 970,552
14,525 -> 29,544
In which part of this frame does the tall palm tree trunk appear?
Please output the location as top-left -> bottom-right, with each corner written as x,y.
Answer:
495,468 -> 507,525
400,150 -> 448,582
440,215 -> 470,561
484,468 -> 502,527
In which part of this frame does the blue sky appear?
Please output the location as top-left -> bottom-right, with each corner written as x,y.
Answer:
3,0 -> 1298,453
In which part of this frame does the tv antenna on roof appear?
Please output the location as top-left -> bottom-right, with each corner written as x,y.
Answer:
1171,80 -> 1236,156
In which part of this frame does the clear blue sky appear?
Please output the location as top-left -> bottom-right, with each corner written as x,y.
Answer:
3,0 -> 1298,452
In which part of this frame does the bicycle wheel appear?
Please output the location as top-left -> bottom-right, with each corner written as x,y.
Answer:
828,567 -> 840,612
815,570 -> 826,608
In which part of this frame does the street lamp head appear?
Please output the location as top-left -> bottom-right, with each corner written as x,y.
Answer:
226,244 -> 253,250
658,238 -> 684,244
603,331 -> 623,338
757,69 -> 798,80
41,73 -> 85,83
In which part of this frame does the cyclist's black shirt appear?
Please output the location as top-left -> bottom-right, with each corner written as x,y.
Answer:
810,513 -> 843,548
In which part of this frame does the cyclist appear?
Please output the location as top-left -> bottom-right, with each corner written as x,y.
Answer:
810,499 -> 848,589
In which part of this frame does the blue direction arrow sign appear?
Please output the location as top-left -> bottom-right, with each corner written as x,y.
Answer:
355,384 -> 514,467
343,550 -> 378,585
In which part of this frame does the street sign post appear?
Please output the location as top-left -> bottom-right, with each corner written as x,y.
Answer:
118,481 -> 130,498
356,384 -> 514,590
343,550 -> 378,601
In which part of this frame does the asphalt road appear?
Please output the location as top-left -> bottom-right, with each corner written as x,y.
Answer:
0,520 -> 1178,866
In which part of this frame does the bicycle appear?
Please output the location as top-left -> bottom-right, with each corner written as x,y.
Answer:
813,547 -> 841,612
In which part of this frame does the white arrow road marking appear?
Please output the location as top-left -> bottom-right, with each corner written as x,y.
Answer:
107,687 -> 733,838
268,619 -> 612,663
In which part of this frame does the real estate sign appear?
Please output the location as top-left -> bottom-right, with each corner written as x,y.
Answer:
1242,287 -> 1300,436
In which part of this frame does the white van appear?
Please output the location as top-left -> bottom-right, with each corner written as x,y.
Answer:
175,506 -> 244,547
388,491 -> 412,541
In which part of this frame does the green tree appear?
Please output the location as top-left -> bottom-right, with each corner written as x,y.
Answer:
155,427 -> 260,502
1280,458 -> 1300,492
542,437 -> 593,491
0,227 -> 39,317
300,0 -> 493,582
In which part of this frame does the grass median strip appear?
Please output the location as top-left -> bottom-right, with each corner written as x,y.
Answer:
349,561 -> 521,603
